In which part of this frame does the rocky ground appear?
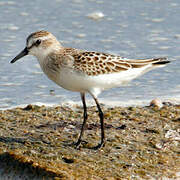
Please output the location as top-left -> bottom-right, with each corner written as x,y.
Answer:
0,103 -> 179,179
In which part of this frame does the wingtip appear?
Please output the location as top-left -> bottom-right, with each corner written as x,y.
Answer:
152,57 -> 170,65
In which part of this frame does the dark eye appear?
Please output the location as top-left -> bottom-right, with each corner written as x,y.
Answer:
35,39 -> 41,46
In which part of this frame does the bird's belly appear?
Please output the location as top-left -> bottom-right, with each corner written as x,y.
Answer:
43,69 -> 91,92
56,70 -> 101,92
43,67 -> 147,94
50,69 -> 136,92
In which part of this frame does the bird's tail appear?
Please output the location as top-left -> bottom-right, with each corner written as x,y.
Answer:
152,57 -> 170,66
125,57 -> 170,68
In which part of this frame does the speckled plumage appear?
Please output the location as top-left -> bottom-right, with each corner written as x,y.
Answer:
46,47 -> 168,77
11,30 -> 170,149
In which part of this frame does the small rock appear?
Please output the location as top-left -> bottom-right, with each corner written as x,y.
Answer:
23,104 -> 33,110
62,157 -> 74,164
150,98 -> 163,108
116,125 -> 126,130
165,129 -> 180,140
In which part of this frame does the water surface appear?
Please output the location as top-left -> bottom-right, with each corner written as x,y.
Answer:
0,0 -> 180,109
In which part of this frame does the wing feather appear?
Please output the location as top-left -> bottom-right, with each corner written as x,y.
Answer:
57,49 -> 168,76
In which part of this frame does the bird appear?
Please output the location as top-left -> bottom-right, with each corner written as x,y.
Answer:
10,30 -> 170,149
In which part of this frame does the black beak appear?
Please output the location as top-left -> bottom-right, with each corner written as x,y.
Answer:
10,47 -> 28,64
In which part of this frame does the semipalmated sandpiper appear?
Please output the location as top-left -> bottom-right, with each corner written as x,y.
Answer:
11,31 -> 170,149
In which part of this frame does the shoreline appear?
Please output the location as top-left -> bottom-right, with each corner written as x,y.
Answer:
0,103 -> 179,179
1,95 -> 180,111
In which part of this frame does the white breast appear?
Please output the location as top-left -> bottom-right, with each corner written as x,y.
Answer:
52,65 -> 151,96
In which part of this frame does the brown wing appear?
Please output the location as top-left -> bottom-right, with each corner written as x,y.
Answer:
72,51 -> 131,76
52,48 -> 168,76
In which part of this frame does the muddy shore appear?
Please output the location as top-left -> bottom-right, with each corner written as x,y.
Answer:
0,104 -> 179,179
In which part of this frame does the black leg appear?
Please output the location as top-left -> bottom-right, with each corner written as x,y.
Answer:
92,95 -> 105,149
74,93 -> 88,148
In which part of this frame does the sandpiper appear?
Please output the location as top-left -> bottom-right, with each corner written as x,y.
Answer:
11,30 -> 170,149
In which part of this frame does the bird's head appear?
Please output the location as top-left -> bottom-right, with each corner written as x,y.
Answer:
11,30 -> 61,63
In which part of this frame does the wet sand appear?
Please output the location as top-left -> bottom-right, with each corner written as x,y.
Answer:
0,104 -> 179,179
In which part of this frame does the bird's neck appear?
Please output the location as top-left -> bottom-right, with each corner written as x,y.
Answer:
36,43 -> 62,61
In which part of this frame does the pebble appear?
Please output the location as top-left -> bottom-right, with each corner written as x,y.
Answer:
150,98 -> 163,108
165,129 -> 180,140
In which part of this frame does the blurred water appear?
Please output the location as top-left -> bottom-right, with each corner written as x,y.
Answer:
0,0 -> 180,109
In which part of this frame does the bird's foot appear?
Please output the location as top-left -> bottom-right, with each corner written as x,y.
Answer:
70,140 -> 105,150
91,141 -> 105,150
73,140 -> 82,149
72,139 -> 87,149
